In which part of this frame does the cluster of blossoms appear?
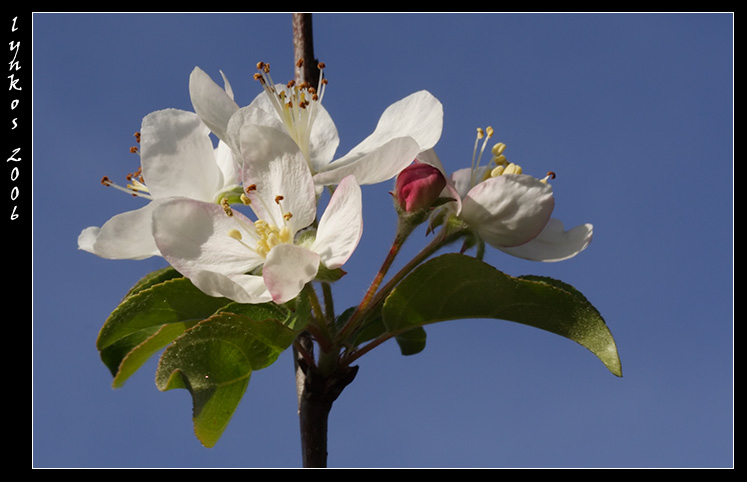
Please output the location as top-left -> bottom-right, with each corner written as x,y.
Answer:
79,61 -> 592,306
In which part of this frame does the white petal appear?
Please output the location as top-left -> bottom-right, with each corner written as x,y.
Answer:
77,202 -> 160,260
315,90 -> 442,185
140,109 -> 223,202
219,70 -> 235,100
312,175 -> 363,269
187,270 -> 272,304
214,139 -> 240,190
305,103 -> 340,173
189,67 -> 239,142
346,90 -> 443,158
229,98 -> 286,137
152,198 -> 262,278
77,226 -> 100,253
462,174 -> 555,248
313,136 -> 420,186
262,244 -> 320,304
239,125 -> 317,233
450,166 -> 491,202
498,219 -> 593,262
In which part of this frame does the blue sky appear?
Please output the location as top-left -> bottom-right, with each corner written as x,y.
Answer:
32,13 -> 733,468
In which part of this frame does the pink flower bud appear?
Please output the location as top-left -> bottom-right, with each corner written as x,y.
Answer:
395,161 -> 446,212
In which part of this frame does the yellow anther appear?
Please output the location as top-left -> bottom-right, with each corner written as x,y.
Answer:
240,194 -> 251,205
491,142 -> 506,156
256,240 -> 271,258
492,154 -> 508,166
485,126 -> 494,138
279,226 -> 291,243
490,162 -> 523,177
267,232 -> 281,246
477,128 -> 485,139
249,220 -> 293,258
254,219 -> 269,234
504,163 -> 522,175
227,229 -> 242,241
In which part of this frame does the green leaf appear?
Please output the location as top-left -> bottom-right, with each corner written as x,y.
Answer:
97,273 -> 233,383
121,266 -> 183,299
335,305 -> 428,356
394,327 -> 427,356
107,321 -> 199,388
382,253 -> 622,376
155,309 -> 298,447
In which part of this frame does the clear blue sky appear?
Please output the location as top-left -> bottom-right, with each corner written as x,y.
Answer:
32,13 -> 733,468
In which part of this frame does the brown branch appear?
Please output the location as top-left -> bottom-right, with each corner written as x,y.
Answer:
292,13 -> 320,89
291,12 -> 358,468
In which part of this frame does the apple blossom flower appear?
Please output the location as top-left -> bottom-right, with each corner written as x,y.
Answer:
78,105 -> 243,260
418,128 -> 593,262
225,61 -> 443,187
151,125 -> 363,304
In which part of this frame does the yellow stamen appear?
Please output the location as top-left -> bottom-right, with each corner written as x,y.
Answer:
491,142 -> 506,156
504,163 -> 522,175
470,126 -> 495,187
225,182 -> 298,259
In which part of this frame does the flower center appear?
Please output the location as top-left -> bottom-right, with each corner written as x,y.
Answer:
221,186 -> 295,259
467,127 -> 555,186
253,60 -> 328,167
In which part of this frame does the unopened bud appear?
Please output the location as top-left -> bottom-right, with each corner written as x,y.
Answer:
394,161 -> 447,213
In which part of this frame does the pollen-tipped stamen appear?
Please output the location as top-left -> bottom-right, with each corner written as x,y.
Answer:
470,126 -> 494,187
540,171 -> 556,184
100,174 -> 152,200
225,184 -> 297,259
253,60 -> 328,167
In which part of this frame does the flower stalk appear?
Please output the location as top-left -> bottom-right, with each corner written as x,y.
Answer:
342,222 -> 467,365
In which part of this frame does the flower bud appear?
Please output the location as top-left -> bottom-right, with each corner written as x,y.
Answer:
394,161 -> 447,213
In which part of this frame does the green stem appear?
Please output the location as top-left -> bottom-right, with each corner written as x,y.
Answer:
321,282 -> 335,327
302,284 -> 334,353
